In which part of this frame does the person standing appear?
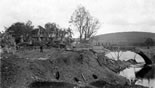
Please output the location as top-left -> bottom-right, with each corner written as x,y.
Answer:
40,45 -> 43,52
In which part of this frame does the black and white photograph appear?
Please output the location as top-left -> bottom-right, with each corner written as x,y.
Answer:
0,0 -> 155,88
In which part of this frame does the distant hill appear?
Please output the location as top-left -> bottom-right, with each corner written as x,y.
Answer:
93,32 -> 155,46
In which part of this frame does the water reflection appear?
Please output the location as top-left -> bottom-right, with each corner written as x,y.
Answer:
136,65 -> 153,79
106,50 -> 155,87
120,64 -> 155,88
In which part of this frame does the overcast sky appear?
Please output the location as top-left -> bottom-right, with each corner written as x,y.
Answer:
0,0 -> 155,37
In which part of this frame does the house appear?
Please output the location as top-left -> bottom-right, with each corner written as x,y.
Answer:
30,28 -> 48,43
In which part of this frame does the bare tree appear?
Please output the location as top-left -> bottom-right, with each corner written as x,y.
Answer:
106,44 -> 123,60
84,16 -> 100,41
113,47 -> 123,60
70,6 -> 100,42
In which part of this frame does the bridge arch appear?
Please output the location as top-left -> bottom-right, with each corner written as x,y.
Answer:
132,50 -> 152,65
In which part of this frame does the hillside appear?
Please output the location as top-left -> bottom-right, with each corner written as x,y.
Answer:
93,32 -> 155,46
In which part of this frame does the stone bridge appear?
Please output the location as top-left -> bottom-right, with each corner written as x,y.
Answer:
132,49 -> 152,65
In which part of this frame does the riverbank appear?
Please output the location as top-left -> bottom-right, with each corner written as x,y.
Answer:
0,48 -> 148,88
97,53 -> 135,73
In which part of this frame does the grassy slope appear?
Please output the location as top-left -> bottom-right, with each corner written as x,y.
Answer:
93,31 -> 155,46
1,49 -> 130,88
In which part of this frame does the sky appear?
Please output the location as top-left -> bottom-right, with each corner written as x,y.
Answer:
0,0 -> 155,37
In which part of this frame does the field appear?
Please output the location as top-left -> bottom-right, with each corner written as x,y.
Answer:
93,32 -> 155,46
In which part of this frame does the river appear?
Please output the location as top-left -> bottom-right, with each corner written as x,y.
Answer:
106,51 -> 155,88
120,64 -> 155,88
